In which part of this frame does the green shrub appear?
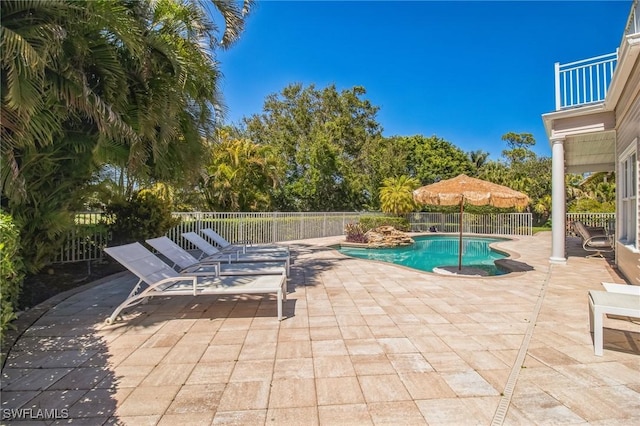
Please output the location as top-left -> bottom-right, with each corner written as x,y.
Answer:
105,190 -> 181,245
0,212 -> 25,341
359,215 -> 410,232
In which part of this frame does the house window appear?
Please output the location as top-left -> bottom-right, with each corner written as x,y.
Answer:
619,142 -> 637,248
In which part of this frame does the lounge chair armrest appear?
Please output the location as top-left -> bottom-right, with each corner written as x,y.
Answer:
145,275 -> 199,296
182,263 -> 220,276
584,235 -> 613,246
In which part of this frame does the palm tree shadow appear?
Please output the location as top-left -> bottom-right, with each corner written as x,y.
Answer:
1,274 -> 125,423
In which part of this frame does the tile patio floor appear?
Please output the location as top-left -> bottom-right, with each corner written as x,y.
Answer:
1,232 -> 639,425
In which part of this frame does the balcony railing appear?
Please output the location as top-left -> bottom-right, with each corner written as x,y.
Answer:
554,0 -> 639,111
624,0 -> 639,37
554,51 -> 618,110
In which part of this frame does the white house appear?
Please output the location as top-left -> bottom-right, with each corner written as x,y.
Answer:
542,0 -> 639,284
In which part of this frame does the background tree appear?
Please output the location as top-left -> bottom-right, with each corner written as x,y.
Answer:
468,150 -> 489,174
379,176 -> 420,216
501,132 -> 537,164
243,83 -> 383,211
406,135 -> 473,184
359,135 -> 413,210
568,172 -> 615,212
477,132 -> 551,225
202,130 -> 280,211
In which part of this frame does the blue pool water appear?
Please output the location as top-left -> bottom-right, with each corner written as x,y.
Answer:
338,235 -> 509,275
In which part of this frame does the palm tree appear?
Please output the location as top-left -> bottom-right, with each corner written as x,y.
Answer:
205,0 -> 255,47
1,0 -> 141,201
468,150 -> 489,174
1,0 -> 254,272
580,172 -> 615,203
379,176 -> 420,216
203,133 -> 280,211
1,0 -> 144,271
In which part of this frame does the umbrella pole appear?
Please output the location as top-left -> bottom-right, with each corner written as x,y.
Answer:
458,200 -> 463,271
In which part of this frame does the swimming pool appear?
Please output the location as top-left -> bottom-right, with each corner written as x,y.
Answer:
338,235 -> 509,275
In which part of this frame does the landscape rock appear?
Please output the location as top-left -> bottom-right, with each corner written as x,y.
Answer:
364,226 -> 414,248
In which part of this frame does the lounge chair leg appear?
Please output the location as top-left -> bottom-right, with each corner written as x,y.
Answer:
589,294 -> 604,356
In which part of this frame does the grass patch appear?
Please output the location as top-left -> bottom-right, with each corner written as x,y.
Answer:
532,226 -> 552,234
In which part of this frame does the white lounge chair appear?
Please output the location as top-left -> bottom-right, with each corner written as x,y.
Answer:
103,242 -> 287,323
182,232 -> 291,274
146,236 -> 287,276
588,290 -> 640,356
601,282 -> 640,296
200,228 -> 288,254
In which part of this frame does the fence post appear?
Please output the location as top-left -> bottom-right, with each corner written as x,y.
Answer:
323,213 -> 327,237
272,212 -> 277,243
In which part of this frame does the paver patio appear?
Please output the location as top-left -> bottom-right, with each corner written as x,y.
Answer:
1,232 -> 639,425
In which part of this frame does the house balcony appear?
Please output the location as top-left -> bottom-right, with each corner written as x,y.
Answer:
554,51 -> 618,111
543,0 -> 640,174
554,0 -> 638,111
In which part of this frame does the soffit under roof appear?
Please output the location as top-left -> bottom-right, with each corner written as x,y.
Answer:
564,131 -> 616,174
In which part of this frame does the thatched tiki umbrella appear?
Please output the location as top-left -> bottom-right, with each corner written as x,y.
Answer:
413,174 -> 529,271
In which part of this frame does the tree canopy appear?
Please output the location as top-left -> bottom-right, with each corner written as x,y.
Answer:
243,83 -> 384,211
1,0 -> 252,271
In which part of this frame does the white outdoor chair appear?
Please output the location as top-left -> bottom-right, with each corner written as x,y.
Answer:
146,236 -> 287,276
200,228 -> 289,254
601,282 -> 640,295
103,242 -> 287,323
588,290 -> 640,356
182,232 -> 291,275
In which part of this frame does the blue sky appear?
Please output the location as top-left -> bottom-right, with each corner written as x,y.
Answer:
216,0 -> 631,159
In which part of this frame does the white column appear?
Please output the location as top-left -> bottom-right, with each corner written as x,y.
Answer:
550,138 -> 567,264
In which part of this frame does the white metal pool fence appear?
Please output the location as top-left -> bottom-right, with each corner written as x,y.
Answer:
168,212 -> 368,250
53,212 -> 109,264
53,211 -> 615,264
405,212 -> 532,236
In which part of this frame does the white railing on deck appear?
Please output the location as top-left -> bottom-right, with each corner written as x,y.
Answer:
566,212 -> 615,236
405,212 -> 532,236
555,51 -> 618,110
